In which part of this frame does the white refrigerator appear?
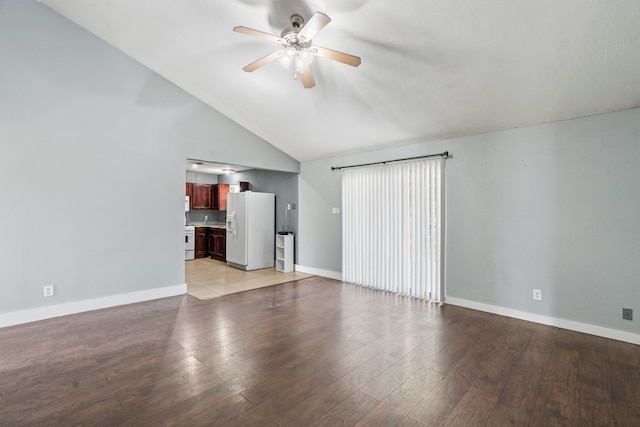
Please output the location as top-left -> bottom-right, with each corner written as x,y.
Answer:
226,192 -> 275,271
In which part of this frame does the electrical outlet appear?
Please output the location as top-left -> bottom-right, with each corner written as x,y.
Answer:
532,289 -> 542,301
43,285 -> 54,298
622,308 -> 633,321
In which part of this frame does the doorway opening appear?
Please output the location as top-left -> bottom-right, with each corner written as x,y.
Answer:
184,159 -> 309,299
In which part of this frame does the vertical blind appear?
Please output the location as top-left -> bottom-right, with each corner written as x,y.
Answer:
342,158 -> 444,302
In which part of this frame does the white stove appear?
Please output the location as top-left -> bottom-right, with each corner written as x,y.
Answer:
185,225 -> 195,260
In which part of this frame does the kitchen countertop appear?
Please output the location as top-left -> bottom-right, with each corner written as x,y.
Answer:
188,223 -> 226,229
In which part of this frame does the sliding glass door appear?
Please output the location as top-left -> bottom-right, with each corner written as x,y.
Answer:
342,158 -> 444,302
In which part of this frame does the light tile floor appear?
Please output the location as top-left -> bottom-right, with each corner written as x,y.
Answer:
185,257 -> 314,300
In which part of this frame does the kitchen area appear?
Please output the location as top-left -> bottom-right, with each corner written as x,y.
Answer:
184,160 -> 311,299
185,180 -> 248,262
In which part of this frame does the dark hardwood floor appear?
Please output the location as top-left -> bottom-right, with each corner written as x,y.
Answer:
1,276 -> 639,426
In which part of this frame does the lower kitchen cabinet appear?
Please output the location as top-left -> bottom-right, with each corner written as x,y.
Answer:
195,227 -> 208,259
209,228 -> 226,261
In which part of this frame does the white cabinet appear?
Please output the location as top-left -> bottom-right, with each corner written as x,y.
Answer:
275,234 -> 294,273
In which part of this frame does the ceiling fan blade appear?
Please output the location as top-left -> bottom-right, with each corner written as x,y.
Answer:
300,66 -> 316,88
233,26 -> 283,44
297,12 -> 331,42
312,46 -> 361,67
242,50 -> 283,72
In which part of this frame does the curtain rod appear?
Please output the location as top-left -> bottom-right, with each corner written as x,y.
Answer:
331,151 -> 449,171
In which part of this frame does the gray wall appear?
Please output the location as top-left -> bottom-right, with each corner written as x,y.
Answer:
298,107 -> 640,334
0,0 -> 298,316
183,114 -> 299,174
298,160 -> 343,272
186,171 -> 219,185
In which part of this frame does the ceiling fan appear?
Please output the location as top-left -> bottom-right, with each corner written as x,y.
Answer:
233,12 -> 361,88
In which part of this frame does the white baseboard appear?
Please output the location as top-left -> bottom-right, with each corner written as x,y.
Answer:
445,296 -> 640,345
0,284 -> 187,329
295,264 -> 342,281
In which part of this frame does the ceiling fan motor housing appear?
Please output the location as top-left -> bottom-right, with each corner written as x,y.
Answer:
280,14 -> 310,48
290,14 -> 304,28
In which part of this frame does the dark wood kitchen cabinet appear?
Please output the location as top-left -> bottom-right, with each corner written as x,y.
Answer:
195,227 -> 208,259
212,184 -> 230,211
191,184 -> 212,210
209,228 -> 226,261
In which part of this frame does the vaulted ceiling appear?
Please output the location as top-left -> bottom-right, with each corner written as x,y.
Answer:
42,0 -> 640,162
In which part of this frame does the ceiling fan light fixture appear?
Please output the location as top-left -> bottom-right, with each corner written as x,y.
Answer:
278,47 -> 296,69
295,49 -> 314,73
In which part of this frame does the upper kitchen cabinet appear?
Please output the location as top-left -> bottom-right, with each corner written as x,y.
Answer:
191,184 -> 212,210
213,184 -> 229,211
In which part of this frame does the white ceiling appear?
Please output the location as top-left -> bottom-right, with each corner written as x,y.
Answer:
186,160 -> 252,175
42,0 -> 640,162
